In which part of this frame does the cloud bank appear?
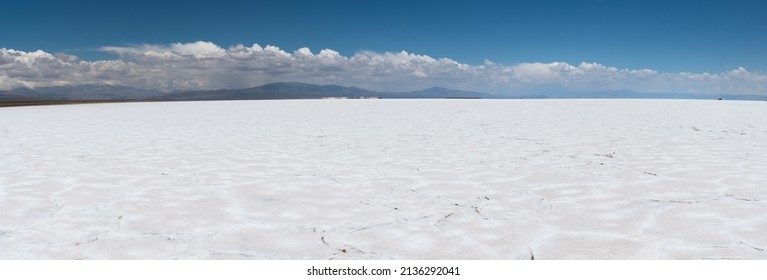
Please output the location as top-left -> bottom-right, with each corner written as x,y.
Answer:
2,41 -> 766,96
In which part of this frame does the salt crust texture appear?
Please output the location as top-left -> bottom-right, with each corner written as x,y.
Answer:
1,99 -> 765,259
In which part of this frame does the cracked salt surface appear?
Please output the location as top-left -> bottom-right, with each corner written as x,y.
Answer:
1,99 -> 766,259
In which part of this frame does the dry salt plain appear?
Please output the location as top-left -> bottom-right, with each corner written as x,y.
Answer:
1,99 -> 766,260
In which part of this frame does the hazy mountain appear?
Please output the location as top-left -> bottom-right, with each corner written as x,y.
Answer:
1,82 -> 494,101
155,82 -> 495,100
0,93 -> 30,100
0,84 -> 163,100
3,82 -> 762,101
156,82 -> 378,100
390,87 -> 495,99
536,90 -> 766,101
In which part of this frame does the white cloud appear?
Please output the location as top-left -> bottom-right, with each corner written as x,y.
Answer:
169,41 -> 226,59
1,42 -> 766,96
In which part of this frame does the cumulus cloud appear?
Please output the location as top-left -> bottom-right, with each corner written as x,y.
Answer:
1,41 -> 766,96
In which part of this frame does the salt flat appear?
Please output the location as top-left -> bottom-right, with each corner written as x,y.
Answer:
1,99 -> 765,259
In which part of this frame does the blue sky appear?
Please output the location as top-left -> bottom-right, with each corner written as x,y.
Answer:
1,0 -> 766,94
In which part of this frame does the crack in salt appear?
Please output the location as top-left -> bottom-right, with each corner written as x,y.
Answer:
649,199 -> 701,204
739,241 -> 766,252
212,252 -> 260,258
329,244 -> 378,260
350,221 -> 395,233
723,193 -> 761,202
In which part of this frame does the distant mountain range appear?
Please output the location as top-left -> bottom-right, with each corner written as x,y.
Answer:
0,82 -> 495,101
553,90 -> 767,101
1,82 -> 764,101
0,84 -> 163,100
